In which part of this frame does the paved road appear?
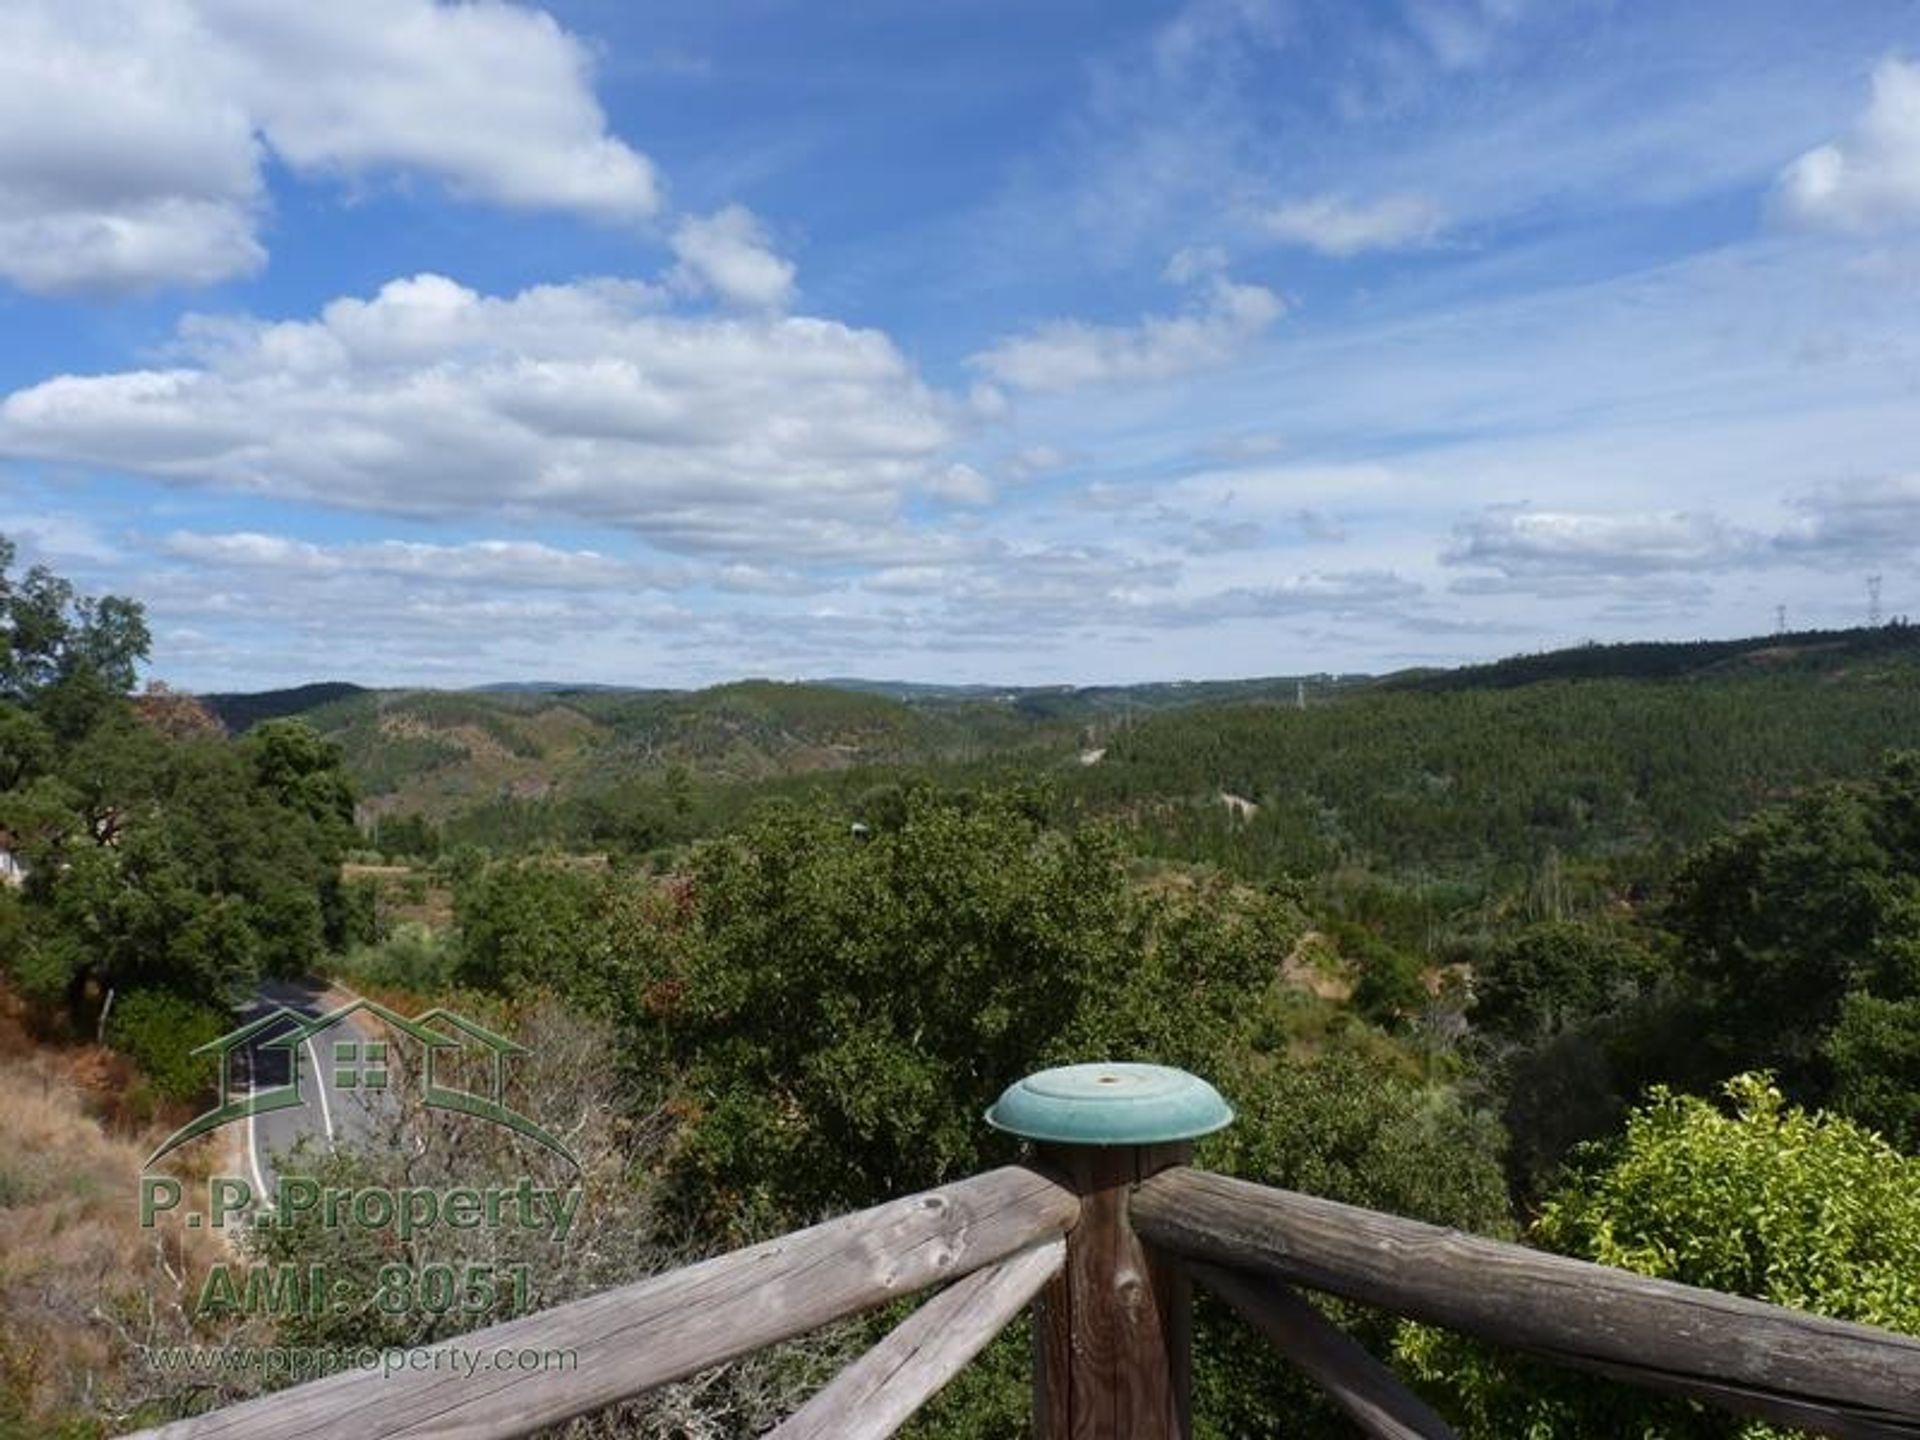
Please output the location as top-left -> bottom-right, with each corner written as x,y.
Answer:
230,978 -> 395,1203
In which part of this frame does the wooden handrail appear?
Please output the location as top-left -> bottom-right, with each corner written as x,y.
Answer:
116,1063 -> 1920,1440
770,1240 -> 1064,1439
1187,1262 -> 1457,1440
129,1165 -> 1077,1440
1134,1167 -> 1920,1439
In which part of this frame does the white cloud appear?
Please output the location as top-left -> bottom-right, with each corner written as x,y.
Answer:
1778,58 -> 1920,234
1149,570 -> 1422,626
0,0 -> 658,295
670,205 -> 797,310
158,531 -> 667,589
1444,505 -> 1759,579
0,273 -> 956,557
1004,445 -> 1076,481
969,267 -> 1282,394
0,508 -> 121,565
710,563 -> 824,596
1775,475 -> 1920,560
923,463 -> 995,507
1260,192 -> 1445,256
1180,517 -> 1268,554
0,2 -> 264,295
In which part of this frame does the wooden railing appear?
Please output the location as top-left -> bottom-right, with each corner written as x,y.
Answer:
130,1067 -> 1920,1440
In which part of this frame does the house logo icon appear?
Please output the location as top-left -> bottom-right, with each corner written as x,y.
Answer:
145,998 -> 578,1170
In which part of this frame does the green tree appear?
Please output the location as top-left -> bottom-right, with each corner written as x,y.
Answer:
569,786 -> 1310,1237
1825,991 -> 1920,1150
452,859 -> 608,995
1399,1075 -> 1920,1437
0,536 -> 151,740
1471,920 -> 1662,1043
1665,752 -> 1920,1108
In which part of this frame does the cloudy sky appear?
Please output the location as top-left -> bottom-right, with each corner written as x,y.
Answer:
2,0 -> 1918,689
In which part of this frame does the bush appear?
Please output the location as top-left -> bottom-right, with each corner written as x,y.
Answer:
106,990 -> 228,1102
335,922 -> 455,993
1399,1074 -> 1920,1437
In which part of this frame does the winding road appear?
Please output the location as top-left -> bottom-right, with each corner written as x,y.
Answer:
229,978 -> 395,1203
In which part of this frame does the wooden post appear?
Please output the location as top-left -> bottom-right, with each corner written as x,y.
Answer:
986,1063 -> 1234,1440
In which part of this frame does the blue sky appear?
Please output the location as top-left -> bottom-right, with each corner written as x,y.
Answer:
1,0 -> 1918,689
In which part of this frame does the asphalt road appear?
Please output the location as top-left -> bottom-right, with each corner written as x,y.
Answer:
231,978 -> 394,1203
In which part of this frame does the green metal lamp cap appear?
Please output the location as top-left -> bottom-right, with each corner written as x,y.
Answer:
985,1063 -> 1234,1146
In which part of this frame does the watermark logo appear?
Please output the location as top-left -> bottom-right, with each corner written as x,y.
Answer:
144,998 -> 578,1169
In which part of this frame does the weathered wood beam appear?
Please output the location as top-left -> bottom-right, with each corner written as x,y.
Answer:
1188,1262 -> 1458,1439
1033,1141 -> 1195,1440
130,1165 -> 1078,1440
984,1064 -> 1236,1440
1543,1347 -> 1920,1440
1134,1168 -> 1920,1438
770,1239 -> 1063,1440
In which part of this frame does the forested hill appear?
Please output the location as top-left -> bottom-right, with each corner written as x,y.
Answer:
1380,622 -> 1920,692
195,625 -> 1920,864
189,673 -> 1351,817
199,680 -> 367,731
1074,622 -> 1920,881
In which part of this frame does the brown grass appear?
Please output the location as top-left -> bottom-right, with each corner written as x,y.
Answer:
0,987 -> 245,1434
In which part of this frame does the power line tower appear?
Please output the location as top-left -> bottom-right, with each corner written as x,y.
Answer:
1869,574 -> 1884,628
1774,604 -> 1787,635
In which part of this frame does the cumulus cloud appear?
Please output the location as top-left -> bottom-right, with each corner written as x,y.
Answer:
0,0 -> 658,295
922,463 -> 996,507
0,273 -> 956,556
1260,192 -> 1445,256
852,542 -> 1184,639
0,508 -> 121,565
1775,475 -> 1920,559
968,262 -> 1283,393
1150,570 -> 1422,626
670,206 -> 797,310
1444,505 -> 1760,581
1778,58 -> 1920,233
158,531 -> 669,589
710,563 -> 825,596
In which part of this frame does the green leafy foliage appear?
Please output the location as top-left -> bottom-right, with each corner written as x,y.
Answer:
452,859 -> 608,995
1825,991 -> 1920,1150
0,538 -> 357,1026
638,787 -> 1189,1230
1472,920 -> 1665,1043
1667,751 -> 1920,1101
1399,1074 -> 1920,1437
334,921 -> 457,992
0,536 -> 150,721
105,990 -> 228,1101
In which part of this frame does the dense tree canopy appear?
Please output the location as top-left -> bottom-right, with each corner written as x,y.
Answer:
0,535 -> 151,741
0,538 -> 357,1023
1667,751 -> 1920,1119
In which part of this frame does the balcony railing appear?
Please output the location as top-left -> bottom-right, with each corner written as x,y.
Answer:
130,1064 -> 1920,1440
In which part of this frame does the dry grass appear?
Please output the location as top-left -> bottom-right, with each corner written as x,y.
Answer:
1280,929 -> 1356,1003
0,991 -> 246,1436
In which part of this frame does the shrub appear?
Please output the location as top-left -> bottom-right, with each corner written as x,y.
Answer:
1398,1074 -> 1920,1437
105,990 -> 227,1102
335,922 -> 455,993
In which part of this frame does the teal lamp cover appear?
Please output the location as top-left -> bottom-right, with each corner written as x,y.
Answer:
985,1062 -> 1234,1145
